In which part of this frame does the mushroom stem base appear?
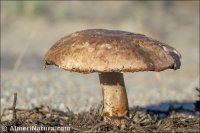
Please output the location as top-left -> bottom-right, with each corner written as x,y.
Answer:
99,72 -> 129,117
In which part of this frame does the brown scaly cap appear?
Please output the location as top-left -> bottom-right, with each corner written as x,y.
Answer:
44,29 -> 181,73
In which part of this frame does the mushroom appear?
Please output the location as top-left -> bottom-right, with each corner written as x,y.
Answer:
44,29 -> 181,118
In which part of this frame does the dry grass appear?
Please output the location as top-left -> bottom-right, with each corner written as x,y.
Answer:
1,92 -> 199,133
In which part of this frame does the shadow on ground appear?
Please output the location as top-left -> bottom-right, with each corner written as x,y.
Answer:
140,101 -> 195,117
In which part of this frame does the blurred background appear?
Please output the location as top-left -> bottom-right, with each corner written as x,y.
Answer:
1,1 -> 199,112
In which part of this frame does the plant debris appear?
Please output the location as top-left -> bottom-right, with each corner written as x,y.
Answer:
0,93 -> 199,133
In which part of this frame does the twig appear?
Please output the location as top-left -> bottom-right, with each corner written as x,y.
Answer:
0,108 -> 7,120
196,87 -> 200,97
97,100 -> 103,116
67,126 -> 82,132
131,106 -> 139,118
66,106 -> 74,116
12,31 -> 36,73
12,93 -> 17,120
86,122 -> 108,132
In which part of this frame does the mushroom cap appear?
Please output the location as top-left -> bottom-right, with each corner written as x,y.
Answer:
44,29 -> 181,73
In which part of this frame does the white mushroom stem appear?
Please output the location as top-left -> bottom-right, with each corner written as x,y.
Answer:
99,72 -> 129,117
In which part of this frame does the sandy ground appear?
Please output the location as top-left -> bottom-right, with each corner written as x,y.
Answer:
1,1 -> 199,113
